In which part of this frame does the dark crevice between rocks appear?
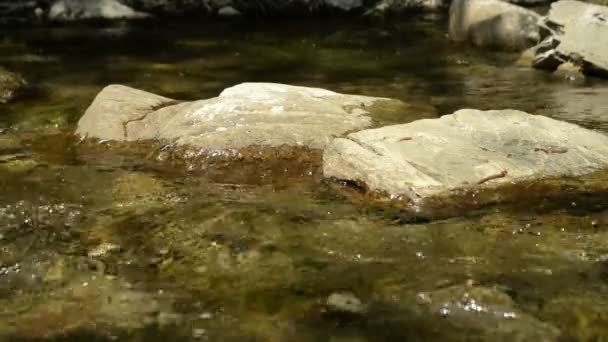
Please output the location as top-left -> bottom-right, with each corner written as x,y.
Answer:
582,60 -> 608,78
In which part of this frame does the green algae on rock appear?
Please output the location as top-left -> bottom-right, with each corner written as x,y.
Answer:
0,68 -> 26,104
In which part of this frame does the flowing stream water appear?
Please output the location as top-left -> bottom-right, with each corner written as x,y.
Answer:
0,15 -> 608,341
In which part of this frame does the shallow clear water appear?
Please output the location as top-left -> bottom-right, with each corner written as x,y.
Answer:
1,15 -> 608,341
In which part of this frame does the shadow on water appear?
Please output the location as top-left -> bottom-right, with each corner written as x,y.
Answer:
0,14 -> 461,128
7,326 -> 193,342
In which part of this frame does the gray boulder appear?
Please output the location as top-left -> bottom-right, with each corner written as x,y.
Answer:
366,0 -> 447,15
323,109 -> 608,208
449,0 -> 542,51
326,292 -> 367,314
0,68 -> 26,104
48,0 -> 148,20
533,0 -> 608,77
76,83 -> 405,151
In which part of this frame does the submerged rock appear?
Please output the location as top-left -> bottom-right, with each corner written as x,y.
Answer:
449,0 -> 542,51
542,295 -> 608,341
76,83 -> 404,153
326,292 -> 367,315
0,134 -> 37,173
323,109 -> 608,212
0,68 -> 26,104
111,172 -> 167,208
6,276 -> 175,339
533,0 -> 608,77
419,285 -> 561,341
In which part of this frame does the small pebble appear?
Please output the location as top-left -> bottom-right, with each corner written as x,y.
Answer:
326,292 -> 366,314
193,328 -> 206,338
194,266 -> 207,274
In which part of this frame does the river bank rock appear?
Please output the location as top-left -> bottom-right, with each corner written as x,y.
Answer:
323,109 -> 608,213
76,83 -> 406,153
365,0 -> 447,15
0,68 -> 26,104
0,0 -> 449,22
48,0 -> 148,21
121,0 -> 449,16
448,0 -> 543,51
532,0 -> 608,77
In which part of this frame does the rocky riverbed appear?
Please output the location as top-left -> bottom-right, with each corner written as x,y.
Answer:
1,2 -> 608,341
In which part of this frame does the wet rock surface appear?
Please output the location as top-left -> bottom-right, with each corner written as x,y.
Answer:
449,0 -> 542,51
323,109 -> 608,211
76,83 -> 405,152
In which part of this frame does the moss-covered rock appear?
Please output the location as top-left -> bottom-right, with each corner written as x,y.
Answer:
0,68 -> 26,104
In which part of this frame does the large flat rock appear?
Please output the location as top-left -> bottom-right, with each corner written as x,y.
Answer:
323,109 -> 608,206
552,0 -> 608,75
76,83 -> 406,151
533,0 -> 608,77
